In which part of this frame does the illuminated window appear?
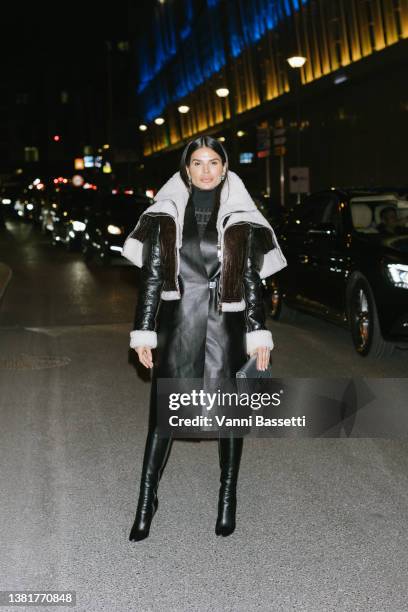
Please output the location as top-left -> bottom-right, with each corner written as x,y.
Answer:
24,147 -> 39,162
239,152 -> 254,164
117,40 -> 129,52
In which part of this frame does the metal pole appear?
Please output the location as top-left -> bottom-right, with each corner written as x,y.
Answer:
266,155 -> 271,196
296,70 -> 301,204
280,155 -> 285,208
106,40 -> 113,146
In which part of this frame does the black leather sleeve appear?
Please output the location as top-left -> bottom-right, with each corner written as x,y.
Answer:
133,217 -> 164,331
243,226 -> 267,333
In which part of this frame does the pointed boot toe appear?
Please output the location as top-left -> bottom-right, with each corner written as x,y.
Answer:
129,497 -> 158,542
215,490 -> 236,537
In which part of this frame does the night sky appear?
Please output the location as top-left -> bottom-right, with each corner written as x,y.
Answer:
2,2 -> 141,85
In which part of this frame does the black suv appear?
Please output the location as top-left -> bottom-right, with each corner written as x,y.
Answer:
266,189 -> 408,358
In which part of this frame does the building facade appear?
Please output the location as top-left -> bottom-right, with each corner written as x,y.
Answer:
136,0 -> 408,207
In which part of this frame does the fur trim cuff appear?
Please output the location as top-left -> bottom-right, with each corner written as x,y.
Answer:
130,330 -> 157,349
246,329 -> 273,353
161,290 -> 181,300
221,299 -> 246,312
122,237 -> 143,268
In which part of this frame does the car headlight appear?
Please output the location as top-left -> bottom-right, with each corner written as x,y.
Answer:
72,220 -> 86,232
107,224 -> 122,235
386,263 -> 408,289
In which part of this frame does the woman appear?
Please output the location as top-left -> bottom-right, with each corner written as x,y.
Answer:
122,135 -> 287,541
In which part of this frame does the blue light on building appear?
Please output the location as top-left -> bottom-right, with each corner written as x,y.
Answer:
138,0 -> 309,123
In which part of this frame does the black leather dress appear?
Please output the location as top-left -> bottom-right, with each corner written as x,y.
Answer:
133,188 -> 268,429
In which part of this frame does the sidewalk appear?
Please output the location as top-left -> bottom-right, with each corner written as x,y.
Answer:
0,262 -> 12,301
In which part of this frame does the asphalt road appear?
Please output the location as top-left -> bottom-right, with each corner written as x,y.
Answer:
1,220 -> 408,612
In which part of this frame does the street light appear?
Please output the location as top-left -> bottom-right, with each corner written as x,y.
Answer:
177,106 -> 190,140
215,86 -> 238,164
154,117 -> 165,125
215,88 -> 229,124
286,55 -> 307,204
287,56 -> 307,69
139,124 -> 148,131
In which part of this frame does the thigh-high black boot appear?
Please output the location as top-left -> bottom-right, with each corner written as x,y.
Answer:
129,427 -> 173,542
215,435 -> 243,537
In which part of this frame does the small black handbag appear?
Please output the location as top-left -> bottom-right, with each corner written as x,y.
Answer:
236,354 -> 272,379
236,354 -> 272,397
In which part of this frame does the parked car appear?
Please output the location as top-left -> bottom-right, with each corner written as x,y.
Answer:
265,189 -> 408,357
20,186 -> 49,223
39,186 -> 61,233
81,192 -> 151,264
51,188 -> 98,250
0,181 -> 23,219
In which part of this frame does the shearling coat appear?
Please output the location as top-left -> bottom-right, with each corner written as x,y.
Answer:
123,171 -> 288,431
122,170 -> 287,383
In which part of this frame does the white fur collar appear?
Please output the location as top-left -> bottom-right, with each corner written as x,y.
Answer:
149,170 -> 272,242
122,170 -> 287,280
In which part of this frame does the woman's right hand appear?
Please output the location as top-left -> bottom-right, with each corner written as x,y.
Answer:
135,346 -> 153,369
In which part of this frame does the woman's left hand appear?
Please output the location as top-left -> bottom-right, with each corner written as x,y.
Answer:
249,346 -> 271,371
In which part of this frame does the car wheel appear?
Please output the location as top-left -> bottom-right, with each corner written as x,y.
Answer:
266,278 -> 297,322
349,276 -> 394,358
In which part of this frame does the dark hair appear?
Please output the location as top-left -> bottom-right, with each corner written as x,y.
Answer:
380,206 -> 397,220
179,135 -> 229,227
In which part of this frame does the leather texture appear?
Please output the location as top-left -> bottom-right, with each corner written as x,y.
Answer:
122,170 -> 287,286
243,225 -> 268,333
133,196 -> 269,360
128,423 -> 242,540
133,216 -> 164,333
129,427 -> 173,541
215,434 -> 243,536
133,196 -> 270,384
236,354 -> 273,379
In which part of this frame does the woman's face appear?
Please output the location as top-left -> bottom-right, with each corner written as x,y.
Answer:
186,146 -> 225,189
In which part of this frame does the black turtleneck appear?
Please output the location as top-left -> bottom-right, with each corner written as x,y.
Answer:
191,185 -> 217,239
